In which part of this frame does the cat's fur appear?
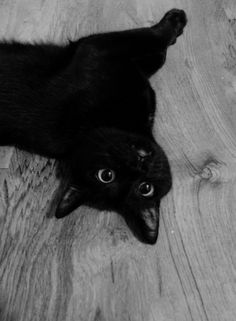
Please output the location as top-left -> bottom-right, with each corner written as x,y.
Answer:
0,9 -> 187,244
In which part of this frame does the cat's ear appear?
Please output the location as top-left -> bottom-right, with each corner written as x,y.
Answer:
125,201 -> 160,244
138,206 -> 159,244
55,186 -> 85,219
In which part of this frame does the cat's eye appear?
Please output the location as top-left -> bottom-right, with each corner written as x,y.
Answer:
97,169 -> 116,183
138,182 -> 154,197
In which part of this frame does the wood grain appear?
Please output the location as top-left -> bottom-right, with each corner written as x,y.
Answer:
0,0 -> 236,320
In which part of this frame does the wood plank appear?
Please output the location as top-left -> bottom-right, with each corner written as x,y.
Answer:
0,0 -> 236,320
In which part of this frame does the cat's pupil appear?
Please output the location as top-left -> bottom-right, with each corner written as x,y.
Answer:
138,182 -> 154,197
97,169 -> 115,183
102,170 -> 113,181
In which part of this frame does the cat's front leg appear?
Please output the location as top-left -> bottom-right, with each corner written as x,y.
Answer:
78,9 -> 186,57
153,9 -> 187,47
133,9 -> 187,77
78,9 -> 187,77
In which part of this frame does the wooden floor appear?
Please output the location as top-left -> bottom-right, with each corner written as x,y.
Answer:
0,0 -> 236,320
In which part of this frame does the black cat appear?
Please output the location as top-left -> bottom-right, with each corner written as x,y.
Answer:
0,9 -> 187,244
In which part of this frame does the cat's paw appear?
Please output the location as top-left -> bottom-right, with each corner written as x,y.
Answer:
163,9 -> 187,38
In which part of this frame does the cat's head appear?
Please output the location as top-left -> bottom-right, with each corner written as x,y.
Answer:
55,128 -> 172,244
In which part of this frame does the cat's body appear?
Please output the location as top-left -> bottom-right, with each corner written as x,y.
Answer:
0,9 -> 187,244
